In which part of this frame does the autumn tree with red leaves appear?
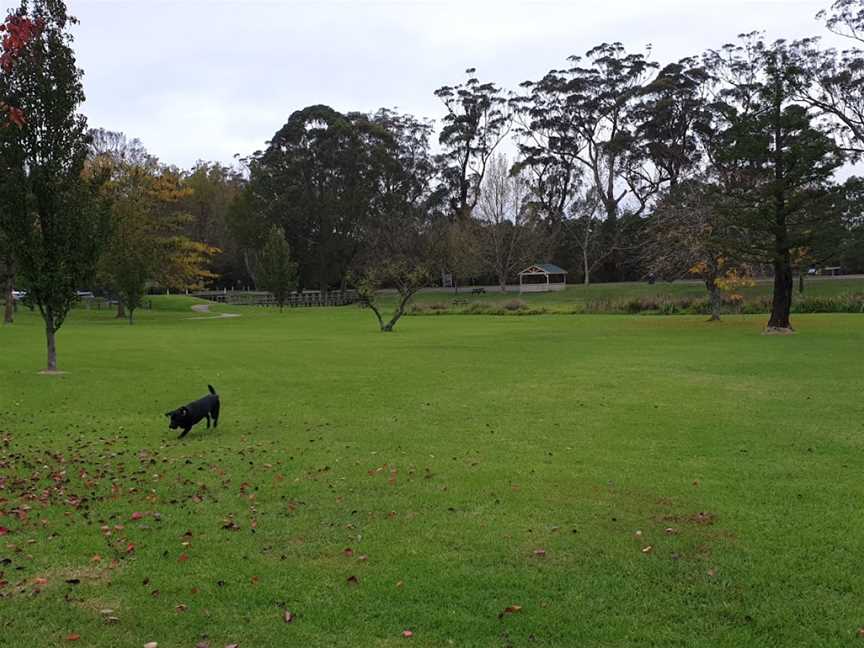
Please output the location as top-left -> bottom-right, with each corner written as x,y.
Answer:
0,0 -> 109,370
0,10 -> 40,324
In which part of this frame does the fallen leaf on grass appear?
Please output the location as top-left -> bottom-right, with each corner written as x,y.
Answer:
358,555 -> 368,562
343,548 -> 354,557
65,578 -> 80,585
402,630 -> 413,638
196,643 -> 210,648
131,512 -> 143,521
34,577 -> 48,586
175,604 -> 188,613
498,605 -> 522,619
225,644 -> 239,648
857,627 -> 864,638
396,580 -> 404,588
707,568 -> 717,578
641,546 -> 653,554
533,549 -> 546,557
66,634 -> 80,641
346,575 -> 359,585
0,527 -> 8,536
283,610 -> 294,623
144,643 -> 158,648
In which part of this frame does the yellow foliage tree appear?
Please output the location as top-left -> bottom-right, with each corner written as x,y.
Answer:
95,150 -> 220,323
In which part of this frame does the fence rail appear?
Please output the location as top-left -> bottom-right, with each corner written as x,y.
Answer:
193,290 -> 358,308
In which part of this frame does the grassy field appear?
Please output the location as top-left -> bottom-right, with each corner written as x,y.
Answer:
1,295 -> 863,647
405,277 -> 864,313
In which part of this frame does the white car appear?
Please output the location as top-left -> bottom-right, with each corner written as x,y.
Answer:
11,290 -> 26,301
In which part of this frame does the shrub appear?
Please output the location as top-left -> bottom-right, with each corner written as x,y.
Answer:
502,299 -> 528,311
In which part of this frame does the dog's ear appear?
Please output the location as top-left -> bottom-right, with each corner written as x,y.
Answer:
180,407 -> 188,416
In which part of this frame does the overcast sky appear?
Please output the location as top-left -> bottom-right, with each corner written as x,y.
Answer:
3,0 -> 848,168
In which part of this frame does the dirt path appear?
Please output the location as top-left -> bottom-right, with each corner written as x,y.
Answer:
185,303 -> 241,320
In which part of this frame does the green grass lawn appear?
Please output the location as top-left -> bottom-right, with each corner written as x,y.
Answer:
1,298 -> 863,647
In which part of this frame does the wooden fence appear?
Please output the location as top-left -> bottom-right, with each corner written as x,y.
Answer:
193,290 -> 358,308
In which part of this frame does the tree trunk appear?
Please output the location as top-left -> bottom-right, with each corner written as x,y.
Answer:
115,300 -> 126,319
767,256 -> 794,331
3,278 -> 13,325
766,72 -> 794,333
382,291 -> 414,332
128,308 -> 135,325
706,279 -> 722,322
798,270 -> 804,294
45,319 -> 58,372
583,250 -> 590,286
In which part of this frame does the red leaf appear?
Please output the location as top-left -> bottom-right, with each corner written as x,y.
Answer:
498,604 -> 522,619
0,527 -> 8,535
126,543 -> 135,554
402,630 -> 413,638
533,549 -> 546,557
131,512 -> 143,521
7,107 -> 24,127
343,547 -> 354,557
178,553 -> 189,563
66,634 -> 80,641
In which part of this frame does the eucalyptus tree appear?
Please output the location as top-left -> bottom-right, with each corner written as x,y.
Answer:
434,68 -> 510,220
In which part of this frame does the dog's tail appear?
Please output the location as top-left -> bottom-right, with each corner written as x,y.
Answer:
208,384 -> 217,395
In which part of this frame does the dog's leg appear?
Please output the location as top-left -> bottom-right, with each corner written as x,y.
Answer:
206,413 -> 211,429
178,427 -> 191,439
213,404 -> 219,428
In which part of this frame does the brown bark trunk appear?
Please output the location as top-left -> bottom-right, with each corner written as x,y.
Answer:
767,257 -> 794,331
45,319 -> 58,372
707,279 -> 721,322
115,300 -> 126,319
798,271 -> 804,294
765,70 -> 794,333
3,278 -> 12,325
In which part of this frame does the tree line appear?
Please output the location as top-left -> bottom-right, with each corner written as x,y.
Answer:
2,0 -> 864,367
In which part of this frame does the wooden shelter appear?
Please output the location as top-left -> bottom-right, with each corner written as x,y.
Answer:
518,264 -> 568,293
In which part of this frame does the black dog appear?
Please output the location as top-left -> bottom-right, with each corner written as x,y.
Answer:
166,385 -> 220,438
